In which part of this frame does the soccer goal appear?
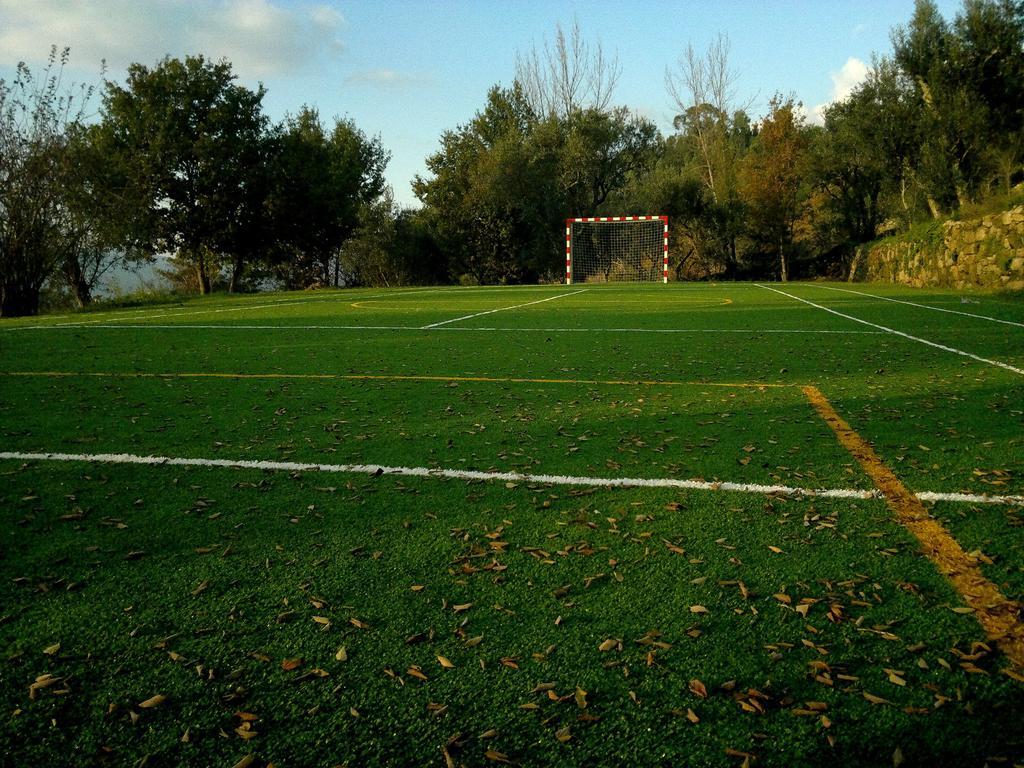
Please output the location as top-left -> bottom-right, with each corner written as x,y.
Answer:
565,216 -> 668,284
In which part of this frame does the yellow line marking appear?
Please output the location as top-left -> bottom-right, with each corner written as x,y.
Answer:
1,370 -> 787,389
803,385 -> 1024,670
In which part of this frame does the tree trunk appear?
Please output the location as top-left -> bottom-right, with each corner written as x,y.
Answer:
64,254 -> 92,307
228,254 -> 244,293
955,183 -> 970,211
848,245 -> 864,283
0,283 -> 42,317
779,242 -> 788,282
926,197 -> 943,220
195,255 -> 211,295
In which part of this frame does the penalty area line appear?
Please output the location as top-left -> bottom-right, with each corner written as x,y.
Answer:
756,283 -> 1024,377
420,289 -> 588,328
1,449 -> 1022,506
814,284 -> 1024,329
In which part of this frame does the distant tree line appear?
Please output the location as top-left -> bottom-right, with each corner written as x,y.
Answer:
0,50 -> 391,315
1,0 -> 1021,316
418,0 -> 1023,285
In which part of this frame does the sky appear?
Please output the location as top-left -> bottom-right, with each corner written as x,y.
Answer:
0,0 -> 965,208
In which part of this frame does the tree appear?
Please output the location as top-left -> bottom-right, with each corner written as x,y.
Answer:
414,81 -> 659,284
514,17 -> 621,118
267,108 -> 389,288
666,34 -> 746,205
559,107 -> 661,216
740,96 -> 808,281
0,48 -> 103,316
664,35 -> 752,276
338,189 -> 403,287
93,55 -> 269,294
893,0 -> 1024,213
415,85 -> 550,283
809,59 -> 922,257
59,123 -> 148,306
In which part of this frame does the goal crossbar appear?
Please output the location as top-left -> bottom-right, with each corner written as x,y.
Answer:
565,216 -> 668,284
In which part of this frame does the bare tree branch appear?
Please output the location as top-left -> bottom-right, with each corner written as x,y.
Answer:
665,33 -> 747,203
515,17 -> 621,118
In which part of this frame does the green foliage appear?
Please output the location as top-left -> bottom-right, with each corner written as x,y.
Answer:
0,48 -> 105,316
8,2 -> 1024,291
739,96 -> 809,280
893,0 -> 1024,212
92,55 -> 270,294
266,107 -> 390,288
414,84 -> 660,284
337,193 -> 445,287
952,185 -> 1024,219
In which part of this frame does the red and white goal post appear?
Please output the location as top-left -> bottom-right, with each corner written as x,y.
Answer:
565,215 -> 668,284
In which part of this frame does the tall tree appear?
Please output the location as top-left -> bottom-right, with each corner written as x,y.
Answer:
514,17 -> 621,118
740,96 -> 808,281
893,0 -> 1024,213
559,107 -> 661,216
811,59 -> 922,253
0,48 -> 101,316
415,82 -> 659,283
415,85 -> 549,283
666,34 -> 745,205
93,55 -> 269,294
267,108 -> 389,288
665,35 -> 751,275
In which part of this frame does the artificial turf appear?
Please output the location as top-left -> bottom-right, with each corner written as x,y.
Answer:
1,282 -> 1023,767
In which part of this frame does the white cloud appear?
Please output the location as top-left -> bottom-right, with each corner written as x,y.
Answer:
0,0 -> 345,78
807,56 -> 869,125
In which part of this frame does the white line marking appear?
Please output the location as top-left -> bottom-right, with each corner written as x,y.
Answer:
420,290 -> 588,329
815,284 -> 1024,329
917,490 -> 1024,505
8,324 -> 883,335
7,287 -> 465,330
3,450 -> 1022,505
0,449 -> 874,499
36,298 -> 323,328
755,283 -> 1024,377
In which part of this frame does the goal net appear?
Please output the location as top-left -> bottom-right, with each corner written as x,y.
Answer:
565,216 -> 668,284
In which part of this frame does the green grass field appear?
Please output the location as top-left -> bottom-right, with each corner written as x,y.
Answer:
2,281 -> 1023,767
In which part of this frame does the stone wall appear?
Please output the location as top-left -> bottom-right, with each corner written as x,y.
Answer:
851,205 -> 1024,289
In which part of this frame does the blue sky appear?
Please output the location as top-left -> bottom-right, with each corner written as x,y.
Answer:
1,0 -> 963,208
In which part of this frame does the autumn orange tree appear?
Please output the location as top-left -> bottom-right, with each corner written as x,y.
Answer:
739,96 -> 808,281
